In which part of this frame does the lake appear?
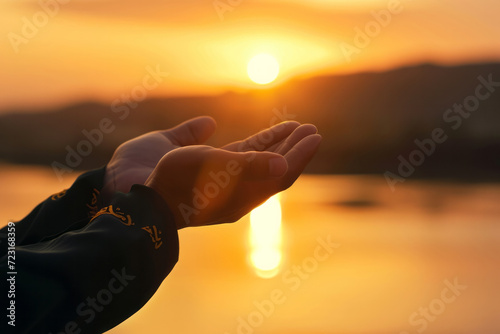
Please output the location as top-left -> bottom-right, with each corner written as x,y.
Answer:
1,164 -> 499,334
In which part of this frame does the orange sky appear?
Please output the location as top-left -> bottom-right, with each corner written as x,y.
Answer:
1,0 -> 499,111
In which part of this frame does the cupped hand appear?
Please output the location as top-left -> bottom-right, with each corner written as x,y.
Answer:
101,117 -> 302,204
145,125 -> 322,229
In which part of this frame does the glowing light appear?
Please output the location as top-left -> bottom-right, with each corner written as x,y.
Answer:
249,194 -> 283,278
247,53 -> 280,85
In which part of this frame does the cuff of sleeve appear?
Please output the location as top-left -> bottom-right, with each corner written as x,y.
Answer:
67,166 -> 107,216
115,184 -> 180,275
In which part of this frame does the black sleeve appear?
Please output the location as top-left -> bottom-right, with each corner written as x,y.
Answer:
0,170 -> 180,334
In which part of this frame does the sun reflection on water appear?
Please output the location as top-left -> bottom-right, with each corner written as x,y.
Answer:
248,194 -> 282,278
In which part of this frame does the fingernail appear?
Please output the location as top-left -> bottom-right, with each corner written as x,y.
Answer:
268,157 -> 287,177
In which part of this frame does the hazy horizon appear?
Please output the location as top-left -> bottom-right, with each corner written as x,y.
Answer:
1,59 -> 499,113
1,0 -> 500,110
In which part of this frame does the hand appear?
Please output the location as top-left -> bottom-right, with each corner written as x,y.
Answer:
101,117 -> 301,203
145,122 -> 321,229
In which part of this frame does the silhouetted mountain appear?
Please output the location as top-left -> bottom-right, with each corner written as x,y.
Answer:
1,62 -> 499,181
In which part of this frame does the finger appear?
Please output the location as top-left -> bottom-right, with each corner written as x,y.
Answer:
162,116 -> 217,146
208,149 -> 289,180
222,121 -> 300,152
281,134 -> 322,189
245,152 -> 288,179
266,138 -> 285,153
266,124 -> 318,152
275,124 -> 318,155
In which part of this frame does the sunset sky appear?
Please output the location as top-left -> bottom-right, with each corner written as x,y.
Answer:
1,0 -> 499,110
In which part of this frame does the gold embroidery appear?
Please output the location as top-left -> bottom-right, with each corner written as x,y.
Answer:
90,206 -> 163,250
90,205 -> 134,226
86,188 -> 100,217
51,189 -> 67,201
141,225 -> 163,249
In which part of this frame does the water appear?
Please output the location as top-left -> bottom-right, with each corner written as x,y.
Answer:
1,165 -> 499,334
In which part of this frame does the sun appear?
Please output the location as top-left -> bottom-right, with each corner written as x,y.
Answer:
247,53 -> 280,85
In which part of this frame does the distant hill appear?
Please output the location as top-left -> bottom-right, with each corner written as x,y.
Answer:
1,63 -> 500,181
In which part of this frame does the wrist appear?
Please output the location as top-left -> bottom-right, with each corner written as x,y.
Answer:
144,180 -> 186,230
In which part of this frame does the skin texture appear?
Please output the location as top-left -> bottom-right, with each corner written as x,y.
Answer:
102,116 -> 321,229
